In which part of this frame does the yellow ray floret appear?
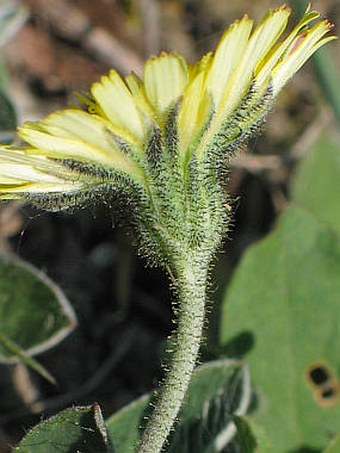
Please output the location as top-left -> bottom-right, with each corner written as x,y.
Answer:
91,70 -> 146,143
178,71 -> 212,159
205,15 -> 254,109
18,110 -> 145,179
0,151 -> 84,197
214,6 -> 291,122
144,53 -> 188,114
270,19 -> 336,93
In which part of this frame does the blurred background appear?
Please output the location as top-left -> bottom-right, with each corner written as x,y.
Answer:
0,0 -> 339,450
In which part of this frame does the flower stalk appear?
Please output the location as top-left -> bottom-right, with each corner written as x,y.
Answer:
139,251 -> 210,452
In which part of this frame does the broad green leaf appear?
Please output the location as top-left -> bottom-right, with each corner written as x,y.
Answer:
0,252 -> 77,362
107,394 -> 150,453
168,360 -> 250,452
15,404 -> 114,452
220,206 -> 340,451
292,134 -> 340,236
107,359 -> 251,453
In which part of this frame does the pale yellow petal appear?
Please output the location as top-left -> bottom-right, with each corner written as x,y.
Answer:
271,20 -> 336,94
18,111 -> 144,179
91,70 -> 145,141
244,6 -> 291,73
216,6 -> 291,119
19,126 -> 113,164
42,109 -> 141,153
188,52 -> 213,80
255,6 -> 321,89
144,53 -> 188,113
42,110 -> 126,153
0,163 -> 62,185
178,71 -> 212,157
205,15 -> 253,106
0,150 -> 83,194
125,72 -> 155,119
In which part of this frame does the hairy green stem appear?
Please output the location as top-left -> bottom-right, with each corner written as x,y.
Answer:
138,251 -> 209,452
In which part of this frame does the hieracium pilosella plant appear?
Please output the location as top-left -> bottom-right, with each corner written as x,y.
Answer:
0,4 -> 335,452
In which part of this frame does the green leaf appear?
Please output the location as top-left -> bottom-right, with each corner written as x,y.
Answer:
0,333 -> 56,384
233,417 -> 256,453
107,394 -> 150,453
324,434 -> 340,453
291,134 -> 340,236
233,416 -> 271,453
168,360 -> 250,453
15,403 -> 114,452
0,252 -> 77,362
107,359 -> 251,453
220,206 -> 340,451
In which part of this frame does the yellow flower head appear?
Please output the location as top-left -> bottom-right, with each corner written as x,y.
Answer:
0,4 -> 335,208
